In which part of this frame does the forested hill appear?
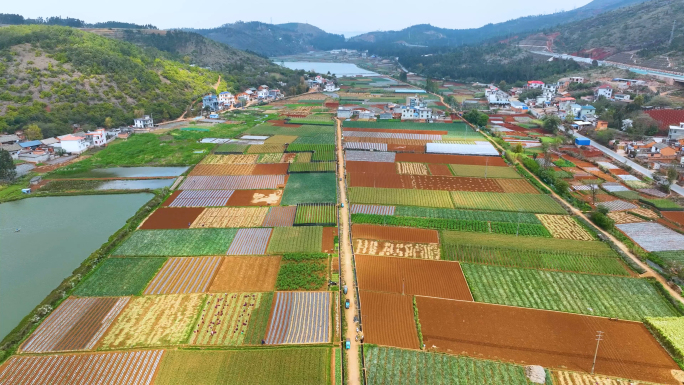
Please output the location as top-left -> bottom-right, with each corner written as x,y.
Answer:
188,22 -> 345,56
347,0 -> 649,49
0,25 -> 228,135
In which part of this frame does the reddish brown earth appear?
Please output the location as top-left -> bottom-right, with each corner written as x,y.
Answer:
663,211 -> 684,227
496,179 -> 540,194
343,128 -> 448,135
351,224 -> 439,243
345,161 -> 397,174
416,297 -> 679,385
162,191 -> 181,206
386,144 -> 425,153
395,153 -> 507,166
348,173 -> 504,192
252,163 -> 290,175
359,291 -> 420,349
140,207 -> 204,229
226,189 -> 283,206
356,256 -> 472,301
322,227 -> 337,253
269,119 -> 302,127
427,164 -> 452,176
208,256 -> 280,292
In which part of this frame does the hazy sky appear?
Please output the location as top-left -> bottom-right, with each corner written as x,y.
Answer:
5,0 -> 592,37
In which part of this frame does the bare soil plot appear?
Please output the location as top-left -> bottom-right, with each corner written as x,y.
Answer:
264,291 -> 331,344
496,179 -> 539,194
449,164 -> 522,179
226,228 -> 273,255
281,153 -> 297,163
664,211 -> 684,227
189,164 -> 256,176
20,297 -> 129,353
352,224 -> 439,243
349,173 -> 504,192
356,255 -> 472,300
396,162 -> 429,175
427,164 -> 452,176
209,256 -> 281,292
322,227 -> 337,253
346,161 -> 397,174
144,257 -> 222,295
141,207 -> 204,229
262,206 -> 297,227
101,294 -> 204,349
191,207 -> 269,228
416,297 -> 679,385
0,350 -> 164,384
396,153 -> 507,166
355,239 -> 441,259
265,135 -> 298,144
201,154 -> 258,164
359,291 -> 419,349
227,189 -> 283,206
387,144 -> 426,153
190,292 -> 264,346
536,215 -> 595,241
344,127 -> 448,135
252,163 -> 290,175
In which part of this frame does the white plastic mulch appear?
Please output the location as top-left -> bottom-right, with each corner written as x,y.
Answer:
616,222 -> 684,252
598,200 -> 638,212
597,161 -> 619,170
638,188 -> 668,198
345,150 -> 396,163
601,183 -> 631,192
426,142 -> 499,156
618,174 -> 640,181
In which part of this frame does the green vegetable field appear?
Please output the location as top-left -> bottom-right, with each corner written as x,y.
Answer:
276,260 -> 327,290
267,227 -> 323,254
393,206 -> 542,224
295,204 -> 337,225
462,264 -> 679,320
74,257 -> 166,296
450,192 -> 566,214
350,187 -> 454,208
114,229 -> 238,256
288,162 -> 335,173
282,173 -> 337,205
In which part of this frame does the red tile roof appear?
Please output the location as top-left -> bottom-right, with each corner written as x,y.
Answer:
645,109 -> 684,133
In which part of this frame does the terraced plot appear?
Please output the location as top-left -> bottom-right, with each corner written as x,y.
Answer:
190,293 -> 268,346
143,257 -> 222,295
0,350 -> 164,384
264,291 -> 331,344
450,191 -> 566,214
209,256 -> 281,292
100,294 -> 204,348
114,229 -> 237,256
462,264 -> 678,320
191,207 -> 269,228
74,257 -> 166,296
20,297 -> 129,353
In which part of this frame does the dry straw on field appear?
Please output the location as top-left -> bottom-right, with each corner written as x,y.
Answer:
191,207 -> 269,228
355,239 -> 440,260
536,215 -> 594,241
396,162 -> 429,175
201,154 -> 259,165
608,211 -> 645,224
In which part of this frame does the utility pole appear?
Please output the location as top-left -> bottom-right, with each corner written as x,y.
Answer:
591,331 -> 604,375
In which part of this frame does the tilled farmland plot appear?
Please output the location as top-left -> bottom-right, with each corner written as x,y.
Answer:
167,190 -> 235,207
189,164 -> 256,176
345,150 -> 396,163
415,297 -> 679,385
427,164 -> 452,176
100,294 -> 205,349
20,297 -> 129,353
201,154 -> 258,165
352,224 -> 439,243
359,291 -> 420,349
495,179 -> 539,194
226,228 -> 273,255
349,173 -> 504,192
350,204 -> 396,215
114,229 -> 237,256
449,164 -> 522,178
209,256 -> 281,292
0,350 -> 164,384
322,227 -> 337,253
141,207 -> 204,229
349,187 -> 454,208
179,175 -> 286,190
345,161 -> 397,174
617,222 -> 684,252
354,239 -> 441,259
264,291 -> 331,345
190,292 -> 266,346
536,214 -> 595,241
191,207 -> 269,228
262,206 -> 297,227
396,162 -> 429,175
356,255 -> 472,300
227,189 -> 283,206
294,203 -> 337,226
144,257 -> 222,295
395,153 -> 507,166
450,191 -> 566,214
343,127 -> 448,135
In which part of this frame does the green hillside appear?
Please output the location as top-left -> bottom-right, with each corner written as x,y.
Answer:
0,25 -> 227,134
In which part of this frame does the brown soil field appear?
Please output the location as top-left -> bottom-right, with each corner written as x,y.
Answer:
226,189 -> 283,206
332,257 -> 339,273
396,153 -> 507,166
427,164 -> 452,176
355,239 -> 441,260
265,135 -> 298,144
209,256 -> 281,292
162,190 -> 181,206
281,153 -> 297,163
359,291 -> 420,349
663,211 -> 684,227
252,163 -> 290,175
496,179 -> 540,194
344,128 -> 448,135
269,119 -> 302,127
352,224 -> 439,243
140,207 -> 204,229
346,161 -> 396,174
189,164 -> 256,176
345,137 -> 430,146
609,168 -> 631,176
322,226 -> 337,253
356,255 -> 472,300
387,144 -> 425,153
416,297 -> 679,385
348,173 -> 504,192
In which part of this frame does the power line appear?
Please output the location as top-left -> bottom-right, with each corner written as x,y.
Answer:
591,331 -> 604,375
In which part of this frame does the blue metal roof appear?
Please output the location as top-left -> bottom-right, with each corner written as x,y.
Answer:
581,105 -> 596,110
19,140 -> 42,148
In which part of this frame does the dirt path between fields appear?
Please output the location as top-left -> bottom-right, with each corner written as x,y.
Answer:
336,118 -> 362,385
433,92 -> 684,304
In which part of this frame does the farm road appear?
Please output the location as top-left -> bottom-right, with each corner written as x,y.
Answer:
435,93 -> 684,305
336,118 -> 362,385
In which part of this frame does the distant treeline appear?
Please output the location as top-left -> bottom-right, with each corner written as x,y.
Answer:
0,14 -> 157,30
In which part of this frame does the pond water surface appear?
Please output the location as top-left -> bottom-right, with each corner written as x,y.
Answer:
0,193 -> 153,339
277,62 -> 379,77
96,179 -> 176,190
84,167 -> 189,178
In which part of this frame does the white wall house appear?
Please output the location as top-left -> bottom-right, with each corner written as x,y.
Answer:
324,82 -> 339,92
337,107 -> 353,119
218,92 -> 234,107
614,94 -> 631,102
669,123 -> 684,141
595,85 -> 613,99
59,134 -> 89,154
401,106 -> 432,120
86,128 -> 107,147
527,81 -> 544,89
134,115 -> 154,128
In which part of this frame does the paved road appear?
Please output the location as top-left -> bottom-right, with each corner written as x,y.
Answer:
573,132 -> 684,197
336,119 -> 361,385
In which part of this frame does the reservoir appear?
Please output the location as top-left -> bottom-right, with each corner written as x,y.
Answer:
0,193 -> 154,339
277,61 -> 379,77
73,166 -> 189,178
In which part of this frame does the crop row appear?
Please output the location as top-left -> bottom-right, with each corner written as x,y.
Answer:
295,204 -> 337,225
286,144 -> 335,153
349,187 -> 454,209
442,244 -> 630,276
393,206 -> 541,224
462,263 -> 679,320
351,214 -> 551,237
312,151 -> 335,161
288,162 -> 335,173
287,118 -> 335,126
450,191 -> 566,214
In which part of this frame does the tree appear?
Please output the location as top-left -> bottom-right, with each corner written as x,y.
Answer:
26,124 -> 43,140
667,162 -> 679,186
134,109 -> 145,119
513,143 -> 524,153
399,71 -> 408,82
104,117 -> 112,129
0,149 -> 17,183
542,115 -> 562,134
633,94 -> 645,108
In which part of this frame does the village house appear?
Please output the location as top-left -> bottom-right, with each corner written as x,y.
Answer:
337,107 -> 353,119
669,123 -> 684,141
58,134 -> 89,154
133,115 -> 154,129
218,91 -> 235,107
257,85 -> 269,99
0,143 -> 21,159
579,105 -> 596,120
569,77 -> 585,84
527,80 -> 544,89
86,128 -> 107,147
614,94 -> 631,102
202,94 -> 219,112
0,134 -> 20,145
595,84 -> 613,99
268,89 -> 283,100
510,100 -> 529,113
324,81 -> 339,92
